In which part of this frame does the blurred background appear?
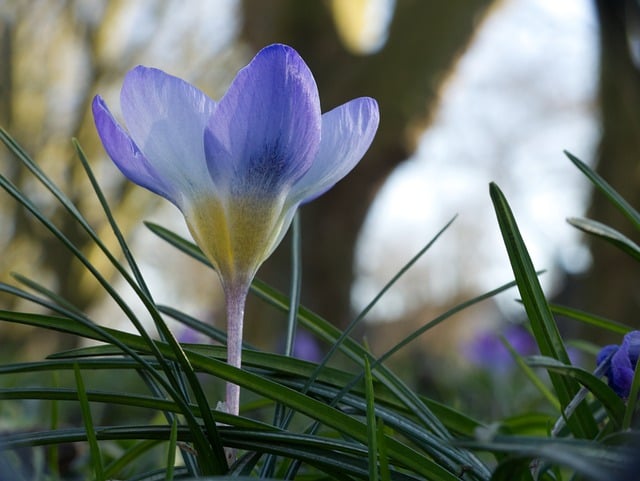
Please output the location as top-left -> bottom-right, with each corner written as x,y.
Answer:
1,0 -> 639,404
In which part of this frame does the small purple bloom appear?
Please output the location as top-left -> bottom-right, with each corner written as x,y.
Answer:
177,325 -> 206,345
282,329 -> 323,363
597,331 -> 640,398
92,44 -> 379,416
466,324 -> 537,371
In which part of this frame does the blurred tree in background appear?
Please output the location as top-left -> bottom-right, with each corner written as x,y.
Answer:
240,0 -> 495,327
578,0 -> 640,325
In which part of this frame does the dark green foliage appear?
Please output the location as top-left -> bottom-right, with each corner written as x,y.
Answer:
0,132 -> 637,479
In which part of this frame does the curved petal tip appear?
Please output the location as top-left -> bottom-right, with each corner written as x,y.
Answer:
92,95 -> 178,203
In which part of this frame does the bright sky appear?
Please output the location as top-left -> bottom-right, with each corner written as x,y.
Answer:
353,0 -> 600,321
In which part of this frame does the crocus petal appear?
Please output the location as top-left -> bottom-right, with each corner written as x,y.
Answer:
121,66 -> 217,203
204,44 -> 321,195
623,330 -> 640,366
611,343 -> 634,398
596,344 -> 618,367
289,96 -> 379,205
92,96 -> 177,202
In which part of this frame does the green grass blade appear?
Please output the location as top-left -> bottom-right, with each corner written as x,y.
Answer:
73,141 -> 226,471
622,356 -> 640,429
261,214 -> 303,478
0,314 -> 461,480
158,304 -> 235,345
104,440 -> 162,480
365,356 -> 379,481
147,218 -> 456,438
501,335 -> 561,411
47,372 -> 60,479
280,378 -> 483,478
73,364 -> 104,481
0,386 -> 270,431
419,398 -> 484,437
526,355 -> 625,428
0,299 -> 220,473
377,418 -> 391,481
11,272 -> 85,317
567,217 -> 640,262
146,221 -> 490,479
166,417 -> 178,481
0,127 -> 85,222
548,303 -> 632,335
457,435 -> 634,481
0,424 -> 435,481
283,212 -> 303,359
565,151 -> 640,230
490,182 -> 598,438
0,131 -> 225,473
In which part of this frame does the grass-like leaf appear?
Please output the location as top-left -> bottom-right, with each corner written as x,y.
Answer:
567,217 -> 640,262
166,417 -> 178,481
490,182 -> 598,439
565,150 -> 640,230
364,356 -> 379,481
73,364 -> 105,481
73,140 -> 227,472
0,131 -> 225,474
525,355 -> 625,428
103,440 -> 163,479
377,418 -> 391,481
0,309 -> 462,480
501,335 -> 561,411
548,303 -> 632,335
146,221 -> 493,479
457,435 -> 634,481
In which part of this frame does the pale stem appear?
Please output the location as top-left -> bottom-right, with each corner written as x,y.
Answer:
224,280 -> 250,417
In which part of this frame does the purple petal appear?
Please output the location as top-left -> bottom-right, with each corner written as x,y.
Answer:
611,343 -> 634,398
204,44 -> 321,195
289,97 -> 379,204
92,96 -> 177,202
464,324 -> 536,372
623,330 -> 640,366
291,329 -> 323,363
503,324 -> 537,356
120,66 -> 216,201
596,344 -> 618,368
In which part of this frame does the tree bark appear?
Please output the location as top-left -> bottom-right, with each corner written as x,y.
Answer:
240,0 -> 495,329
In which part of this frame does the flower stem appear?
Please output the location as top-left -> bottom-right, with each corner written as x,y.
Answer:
224,280 -> 250,417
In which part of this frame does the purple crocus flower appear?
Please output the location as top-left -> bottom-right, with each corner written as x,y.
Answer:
596,331 -> 640,398
465,324 -> 537,372
92,44 -> 379,416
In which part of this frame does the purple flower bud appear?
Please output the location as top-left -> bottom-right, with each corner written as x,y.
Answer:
596,331 -> 640,398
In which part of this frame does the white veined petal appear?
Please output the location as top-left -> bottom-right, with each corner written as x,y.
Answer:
290,96 -> 379,204
92,95 -> 178,204
121,66 -> 217,200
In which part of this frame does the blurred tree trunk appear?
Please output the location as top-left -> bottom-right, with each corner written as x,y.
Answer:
240,0 -> 495,329
0,19 -> 11,127
581,0 -> 640,325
